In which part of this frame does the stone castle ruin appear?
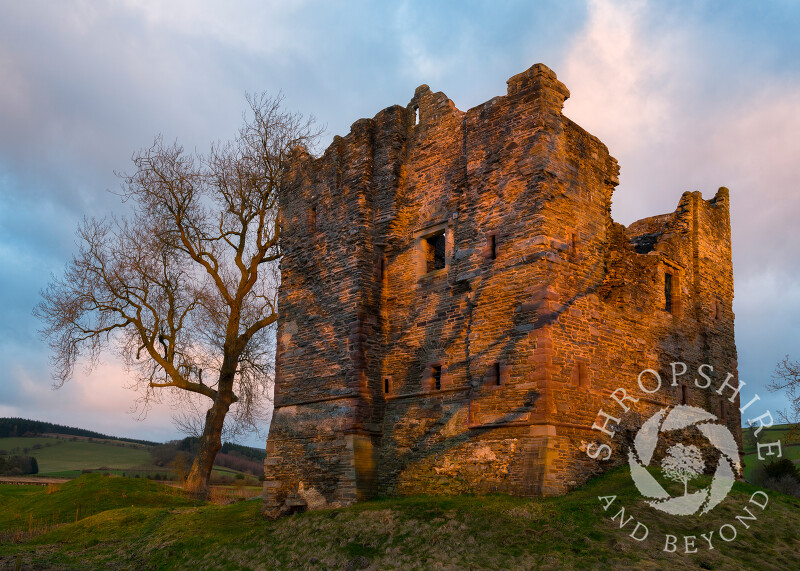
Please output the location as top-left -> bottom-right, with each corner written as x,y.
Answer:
262,63 -> 739,515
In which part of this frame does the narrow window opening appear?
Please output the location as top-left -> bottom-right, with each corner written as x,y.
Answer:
414,106 -> 419,125
379,256 -> 386,282
494,362 -> 502,386
384,377 -> 390,394
308,205 -> 317,233
432,365 -> 442,391
489,234 -> 497,260
425,232 -> 446,273
664,272 -> 673,313
680,384 -> 688,405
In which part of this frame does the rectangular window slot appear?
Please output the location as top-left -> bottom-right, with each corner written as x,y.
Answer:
680,384 -> 688,405
425,232 -> 446,273
665,272 -> 673,313
494,362 -> 501,386
489,234 -> 497,260
432,365 -> 442,391
384,377 -> 390,394
308,205 -> 317,233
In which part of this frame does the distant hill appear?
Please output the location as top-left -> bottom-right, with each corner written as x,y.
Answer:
0,435 -> 153,477
0,418 -> 266,475
741,422 -> 799,481
1,417 -> 266,457
0,418 -> 158,446
742,422 -> 799,450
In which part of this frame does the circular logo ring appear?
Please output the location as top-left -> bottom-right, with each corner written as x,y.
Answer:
628,405 -> 741,515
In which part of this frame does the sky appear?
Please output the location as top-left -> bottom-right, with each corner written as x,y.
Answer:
0,0 -> 798,448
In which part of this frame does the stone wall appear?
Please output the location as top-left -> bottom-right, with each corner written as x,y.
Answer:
262,63 -> 739,516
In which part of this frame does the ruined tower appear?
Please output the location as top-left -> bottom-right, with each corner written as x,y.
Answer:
262,64 -> 738,514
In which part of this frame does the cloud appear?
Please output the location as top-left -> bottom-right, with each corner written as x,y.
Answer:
0,346 -> 196,443
561,0 -> 678,153
1,1 -> 798,444
558,0 -> 800,411
0,2 -> 265,210
559,0 -> 800,273
120,0 -> 311,58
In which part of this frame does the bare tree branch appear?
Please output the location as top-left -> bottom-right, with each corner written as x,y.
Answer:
768,356 -> 800,444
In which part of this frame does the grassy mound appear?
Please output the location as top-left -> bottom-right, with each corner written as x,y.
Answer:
1,468 -> 799,570
0,473 -> 199,536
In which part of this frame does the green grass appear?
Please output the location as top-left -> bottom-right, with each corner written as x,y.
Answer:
0,485 -> 41,503
0,436 -> 68,450
37,470 -> 84,479
0,436 -> 152,474
0,473 -> 199,536
742,425 -> 799,453
741,424 -> 800,480
1,468 -> 799,570
1,436 -> 258,483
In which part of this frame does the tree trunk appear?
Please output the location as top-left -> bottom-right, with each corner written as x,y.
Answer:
184,331 -> 242,497
184,393 -> 232,497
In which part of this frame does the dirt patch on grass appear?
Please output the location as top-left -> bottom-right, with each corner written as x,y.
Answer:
0,477 -> 69,485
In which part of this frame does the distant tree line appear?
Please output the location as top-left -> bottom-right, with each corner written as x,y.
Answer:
0,417 -> 157,446
750,458 -> 800,498
214,452 -> 263,476
220,442 -> 266,463
0,455 -> 38,476
150,437 -> 200,467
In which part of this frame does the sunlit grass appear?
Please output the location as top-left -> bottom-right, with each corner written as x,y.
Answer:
2,467 -> 799,569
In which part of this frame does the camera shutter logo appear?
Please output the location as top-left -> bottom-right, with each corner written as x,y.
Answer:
628,405 -> 741,516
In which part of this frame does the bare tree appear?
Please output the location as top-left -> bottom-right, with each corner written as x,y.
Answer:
768,356 -> 800,442
35,93 -> 319,495
661,443 -> 705,497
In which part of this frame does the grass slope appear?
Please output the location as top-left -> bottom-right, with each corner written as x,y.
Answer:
0,485 -> 41,503
1,468 -> 799,570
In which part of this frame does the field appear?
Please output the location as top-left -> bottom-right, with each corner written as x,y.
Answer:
741,424 -> 800,480
1,468 -> 799,570
0,436 -> 151,476
0,435 -> 259,481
